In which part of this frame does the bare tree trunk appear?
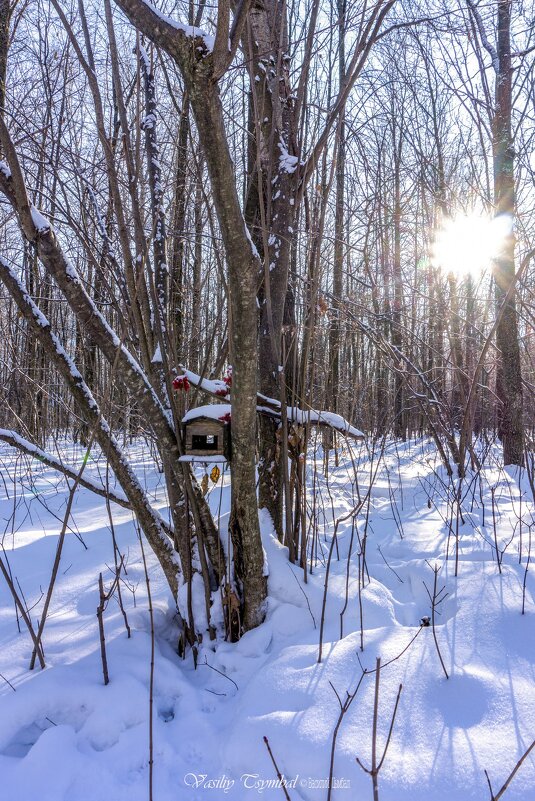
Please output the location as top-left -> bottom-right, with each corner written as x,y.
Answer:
0,258 -> 181,597
448,272 -> 466,427
465,0 -> 524,464
114,0 -> 267,630
326,0 -> 346,454
168,93 -> 190,367
492,0 -> 523,465
392,126 -> 405,440
0,0 -> 12,115
191,164 -> 203,375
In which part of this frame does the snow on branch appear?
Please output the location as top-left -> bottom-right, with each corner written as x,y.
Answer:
289,408 -> 365,439
177,367 -> 365,440
0,430 -> 131,509
30,206 -> 51,234
0,258 -> 180,592
180,367 -> 231,399
466,0 -> 499,72
138,0 -> 215,50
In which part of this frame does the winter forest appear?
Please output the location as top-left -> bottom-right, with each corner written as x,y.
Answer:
0,0 -> 534,798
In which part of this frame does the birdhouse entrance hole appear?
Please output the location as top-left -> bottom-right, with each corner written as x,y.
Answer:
192,433 -> 218,451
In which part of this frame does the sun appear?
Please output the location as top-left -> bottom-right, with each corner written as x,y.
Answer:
430,212 -> 511,279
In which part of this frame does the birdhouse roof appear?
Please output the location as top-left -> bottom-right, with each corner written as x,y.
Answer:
182,404 -> 232,424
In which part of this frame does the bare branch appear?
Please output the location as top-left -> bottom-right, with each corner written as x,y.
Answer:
0,429 -> 131,509
466,0 -> 499,72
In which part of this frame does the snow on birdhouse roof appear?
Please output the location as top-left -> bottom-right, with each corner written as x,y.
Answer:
182,404 -> 232,423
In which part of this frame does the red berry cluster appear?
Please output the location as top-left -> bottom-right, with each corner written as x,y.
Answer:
172,375 -> 190,391
215,388 -> 228,397
219,412 -> 232,424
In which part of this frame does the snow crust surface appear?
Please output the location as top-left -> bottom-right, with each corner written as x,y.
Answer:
0,439 -> 533,800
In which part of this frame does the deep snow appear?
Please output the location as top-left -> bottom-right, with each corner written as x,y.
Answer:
0,438 -> 533,801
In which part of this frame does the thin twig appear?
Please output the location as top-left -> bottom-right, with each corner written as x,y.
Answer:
263,736 -> 292,801
485,738 -> 535,801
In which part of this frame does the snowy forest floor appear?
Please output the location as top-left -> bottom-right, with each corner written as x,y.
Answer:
0,438 -> 534,801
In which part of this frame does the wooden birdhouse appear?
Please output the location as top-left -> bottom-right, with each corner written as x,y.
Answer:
180,404 -> 232,462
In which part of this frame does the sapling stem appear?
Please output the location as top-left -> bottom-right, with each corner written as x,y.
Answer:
97,573 -> 110,686
485,738 -> 535,801
356,657 -> 403,801
424,563 -> 449,680
263,736 -> 292,801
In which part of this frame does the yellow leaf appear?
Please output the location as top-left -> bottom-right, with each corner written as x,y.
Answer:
201,474 -> 209,495
210,465 -> 221,484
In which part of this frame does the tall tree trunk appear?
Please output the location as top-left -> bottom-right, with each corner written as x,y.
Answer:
168,93 -> 190,368
448,273 -> 466,428
392,135 -> 405,439
0,0 -> 12,115
493,0 -> 523,465
243,0 -> 296,537
113,0 -> 268,630
326,0 -> 346,454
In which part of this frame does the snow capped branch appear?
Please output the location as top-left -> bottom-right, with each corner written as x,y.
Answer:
0,110 -> 177,440
117,0 -> 214,53
30,206 -> 51,234
0,430 -> 131,509
180,367 -> 231,399
139,0 -> 208,40
178,367 -> 365,440
0,257 -> 181,595
466,0 -> 499,73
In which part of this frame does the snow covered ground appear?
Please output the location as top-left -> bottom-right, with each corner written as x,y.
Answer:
0,438 -> 534,801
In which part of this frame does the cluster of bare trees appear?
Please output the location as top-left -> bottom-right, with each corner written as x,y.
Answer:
0,0 -> 534,638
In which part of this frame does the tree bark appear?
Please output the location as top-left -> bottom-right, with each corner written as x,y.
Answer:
0,0 -> 12,115
492,0 -> 523,465
0,258 -> 181,597
326,0 -> 347,454
113,0 -> 267,630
